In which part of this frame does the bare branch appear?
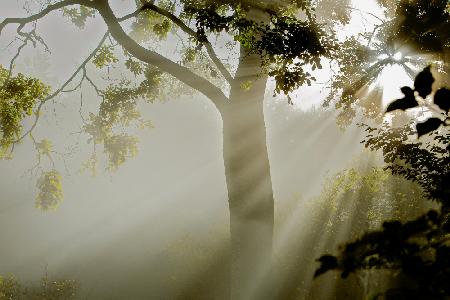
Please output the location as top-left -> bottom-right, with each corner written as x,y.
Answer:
0,0 -> 80,36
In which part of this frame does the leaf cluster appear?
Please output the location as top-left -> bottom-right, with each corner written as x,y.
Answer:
93,45 -> 119,69
62,6 -> 96,29
83,65 -> 161,171
36,170 -> 63,211
131,0 -> 176,41
0,65 -> 50,157
315,211 -> 450,300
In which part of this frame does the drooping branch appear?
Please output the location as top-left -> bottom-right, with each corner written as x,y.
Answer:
92,0 -> 229,111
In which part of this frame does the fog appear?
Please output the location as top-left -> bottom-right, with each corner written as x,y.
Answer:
0,0 -> 430,299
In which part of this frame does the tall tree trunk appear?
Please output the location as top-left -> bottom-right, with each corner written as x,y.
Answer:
221,46 -> 274,300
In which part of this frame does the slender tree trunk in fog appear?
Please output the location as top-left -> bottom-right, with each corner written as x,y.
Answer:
222,46 -> 275,300
96,3 -> 275,298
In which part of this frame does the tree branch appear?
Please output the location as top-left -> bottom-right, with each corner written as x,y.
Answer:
1,0 -> 229,112
92,0 -> 228,111
0,0 -> 80,36
120,2 -> 233,83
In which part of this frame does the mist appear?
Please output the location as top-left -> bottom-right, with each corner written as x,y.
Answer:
1,0 -> 447,299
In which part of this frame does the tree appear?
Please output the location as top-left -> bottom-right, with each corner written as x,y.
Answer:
315,66 -> 450,299
0,1 -> 340,299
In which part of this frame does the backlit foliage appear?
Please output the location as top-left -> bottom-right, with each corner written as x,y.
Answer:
36,170 -> 64,211
313,165 -> 428,234
382,0 -> 450,55
82,64 -> 161,172
130,0 -> 175,41
35,139 -> 53,158
62,6 -> 96,29
103,134 -> 139,171
93,45 -> 119,69
0,66 -> 50,158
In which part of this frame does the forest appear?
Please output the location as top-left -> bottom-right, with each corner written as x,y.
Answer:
0,0 -> 449,299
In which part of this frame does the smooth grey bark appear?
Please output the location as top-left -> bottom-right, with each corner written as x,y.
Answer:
222,46 -> 275,300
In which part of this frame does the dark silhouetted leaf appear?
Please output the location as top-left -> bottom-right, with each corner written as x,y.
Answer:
314,255 -> 338,277
414,66 -> 434,98
434,88 -> 450,112
386,86 -> 418,112
416,118 -> 443,137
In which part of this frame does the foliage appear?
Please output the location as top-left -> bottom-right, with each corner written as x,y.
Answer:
383,0 -> 450,55
368,67 -> 450,202
0,275 -> 21,300
93,45 -> 119,69
0,274 -> 76,300
103,134 -> 139,171
130,0 -> 175,41
82,64 -> 160,172
36,170 -> 64,211
62,6 -> 96,29
315,67 -> 450,299
0,65 -> 50,158
185,3 -> 337,95
310,163 -> 429,239
35,138 -> 53,158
